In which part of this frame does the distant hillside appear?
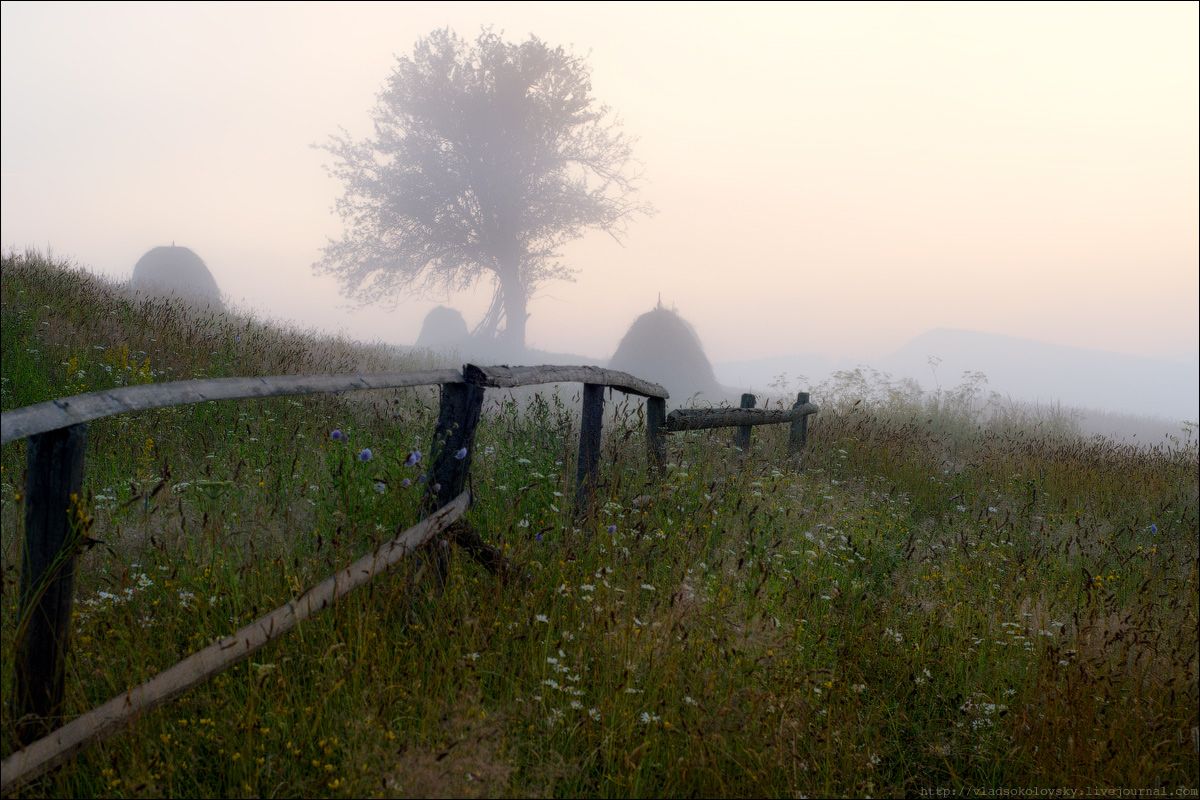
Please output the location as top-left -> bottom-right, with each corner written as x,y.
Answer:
880,328 -> 1197,422
716,329 -> 1198,422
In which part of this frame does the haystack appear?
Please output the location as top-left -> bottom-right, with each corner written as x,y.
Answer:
415,306 -> 469,350
131,245 -> 223,306
608,304 -> 721,402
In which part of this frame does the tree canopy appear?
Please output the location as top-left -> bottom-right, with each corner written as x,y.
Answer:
315,27 -> 652,353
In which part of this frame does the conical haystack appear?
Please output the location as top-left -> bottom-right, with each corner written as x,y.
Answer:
131,245 -> 223,306
415,306 -> 469,350
608,305 -> 721,402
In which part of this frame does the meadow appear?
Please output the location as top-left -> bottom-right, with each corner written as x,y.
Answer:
2,249 -> 1197,798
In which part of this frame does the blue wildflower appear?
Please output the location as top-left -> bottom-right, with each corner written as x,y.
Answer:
607,525 -> 617,534
331,429 -> 344,441
454,447 -> 468,460
404,450 -> 422,467
359,448 -> 372,462
535,533 -> 543,542
400,478 -> 411,488
1149,523 -> 1157,535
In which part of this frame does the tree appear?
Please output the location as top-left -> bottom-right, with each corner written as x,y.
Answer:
315,27 -> 652,353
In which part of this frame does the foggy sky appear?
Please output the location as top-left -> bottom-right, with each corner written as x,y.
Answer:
2,1 -> 1197,367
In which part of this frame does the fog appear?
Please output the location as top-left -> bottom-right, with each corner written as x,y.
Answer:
2,2 -> 1196,419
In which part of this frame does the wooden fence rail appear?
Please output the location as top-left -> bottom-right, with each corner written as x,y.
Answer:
0,363 -> 815,794
0,370 -> 467,447
0,491 -> 470,796
667,402 -> 819,431
660,391 -> 817,462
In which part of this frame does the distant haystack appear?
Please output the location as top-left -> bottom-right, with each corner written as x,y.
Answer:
415,306 -> 470,350
608,303 -> 721,402
131,245 -> 223,307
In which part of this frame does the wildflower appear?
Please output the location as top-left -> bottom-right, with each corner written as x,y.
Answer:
404,450 -> 421,467
639,712 -> 661,724
588,707 -> 601,721
1148,523 -> 1157,535
330,430 -> 344,441
417,473 -> 427,483
535,614 -> 549,624
454,447 -> 468,460
400,478 -> 411,488
606,524 -> 617,534
640,583 -> 656,591
374,482 -> 386,493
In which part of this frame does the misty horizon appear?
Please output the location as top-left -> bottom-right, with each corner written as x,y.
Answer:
3,3 -> 1196,399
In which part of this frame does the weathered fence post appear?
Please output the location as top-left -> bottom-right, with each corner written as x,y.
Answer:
575,383 -> 605,512
15,423 -> 88,743
788,391 -> 810,456
734,393 -> 756,457
646,396 -> 667,476
425,382 -> 485,510
423,382 -> 485,585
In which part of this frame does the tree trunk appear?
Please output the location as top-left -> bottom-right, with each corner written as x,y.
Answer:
497,268 -> 527,354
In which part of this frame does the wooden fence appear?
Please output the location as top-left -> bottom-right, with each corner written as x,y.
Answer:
0,363 -> 816,794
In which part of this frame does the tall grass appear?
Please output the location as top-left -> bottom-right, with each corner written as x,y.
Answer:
2,250 -> 1197,798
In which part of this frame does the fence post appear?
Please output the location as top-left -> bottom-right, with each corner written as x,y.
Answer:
422,382 -> 484,585
425,382 -> 485,511
788,391 -> 810,456
646,396 -> 666,476
575,383 -> 605,513
734,393 -> 756,457
15,423 -> 88,743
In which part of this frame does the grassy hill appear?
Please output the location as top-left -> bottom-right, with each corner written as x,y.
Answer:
2,250 -> 1197,797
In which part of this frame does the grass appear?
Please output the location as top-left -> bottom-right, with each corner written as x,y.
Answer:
2,249 -> 1197,798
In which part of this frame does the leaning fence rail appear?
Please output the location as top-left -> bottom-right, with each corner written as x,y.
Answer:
0,491 -> 470,796
0,363 -> 816,795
